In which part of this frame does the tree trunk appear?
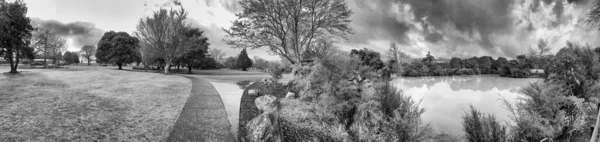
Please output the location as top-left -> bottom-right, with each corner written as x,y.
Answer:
8,49 -> 16,73
14,47 -> 20,73
117,63 -> 123,70
188,65 -> 192,74
164,58 -> 171,74
87,57 -> 90,66
591,103 -> 600,142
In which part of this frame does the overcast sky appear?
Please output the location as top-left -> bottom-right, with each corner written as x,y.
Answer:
23,0 -> 600,60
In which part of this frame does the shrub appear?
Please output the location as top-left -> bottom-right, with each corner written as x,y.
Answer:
267,64 -> 284,79
506,82 -> 594,142
462,105 -> 507,142
509,68 -> 530,78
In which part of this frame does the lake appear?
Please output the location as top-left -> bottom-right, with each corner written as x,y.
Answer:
391,75 -> 542,135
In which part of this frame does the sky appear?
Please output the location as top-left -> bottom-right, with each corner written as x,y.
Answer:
23,0 -> 600,60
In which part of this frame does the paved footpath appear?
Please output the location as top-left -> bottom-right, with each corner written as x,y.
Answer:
167,76 -> 235,142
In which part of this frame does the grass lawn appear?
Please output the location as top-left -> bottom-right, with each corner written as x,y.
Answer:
0,66 -> 191,141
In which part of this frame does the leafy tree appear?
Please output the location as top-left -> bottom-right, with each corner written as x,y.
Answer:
96,31 -> 140,70
136,8 -> 190,74
63,51 -> 79,65
224,57 -> 238,69
253,56 -> 270,71
478,56 -> 493,74
236,48 -> 252,71
422,51 -> 435,64
224,0 -> 352,64
350,48 -> 385,70
80,45 -> 95,65
450,57 -> 462,69
179,27 -> 209,74
0,0 -> 34,73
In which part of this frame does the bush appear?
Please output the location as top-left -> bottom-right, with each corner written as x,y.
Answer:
267,64 -> 284,79
509,68 -> 530,78
462,105 -> 507,142
506,82 -> 594,142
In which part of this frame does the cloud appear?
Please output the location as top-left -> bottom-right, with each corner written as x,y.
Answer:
344,0 -> 600,58
30,18 -> 104,50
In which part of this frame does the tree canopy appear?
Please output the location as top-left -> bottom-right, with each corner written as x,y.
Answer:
96,31 -> 140,70
224,0 -> 353,64
136,8 -> 190,74
237,48 -> 253,71
0,0 -> 34,73
80,45 -> 95,65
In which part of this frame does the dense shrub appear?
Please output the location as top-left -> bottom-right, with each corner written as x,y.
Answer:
509,68 -> 530,78
462,105 -> 507,142
267,64 -> 284,79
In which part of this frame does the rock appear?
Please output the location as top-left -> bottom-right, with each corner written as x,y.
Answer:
248,89 -> 259,96
245,111 -> 282,142
255,95 -> 278,112
285,92 -> 296,99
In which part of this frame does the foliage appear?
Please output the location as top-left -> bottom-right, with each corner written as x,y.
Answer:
422,51 -> 435,64
350,48 -> 385,70
31,27 -> 66,67
62,51 -> 80,65
237,48 -> 252,71
267,63 -> 284,79
177,27 -> 210,73
96,31 -> 140,70
224,0 -> 352,64
546,41 -> 600,100
136,7 -> 190,74
462,105 -> 507,142
0,0 -> 34,73
507,82 -> 593,142
450,57 -> 462,69
80,45 -> 95,65
223,57 -> 238,69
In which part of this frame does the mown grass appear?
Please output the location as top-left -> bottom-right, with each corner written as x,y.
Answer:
0,67 -> 191,141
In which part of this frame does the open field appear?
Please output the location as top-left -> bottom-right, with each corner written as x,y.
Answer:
0,66 -> 191,141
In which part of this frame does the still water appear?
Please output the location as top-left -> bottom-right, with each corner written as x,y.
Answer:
391,75 -> 542,135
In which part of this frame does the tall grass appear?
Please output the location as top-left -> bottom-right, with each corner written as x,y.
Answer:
462,105 -> 507,142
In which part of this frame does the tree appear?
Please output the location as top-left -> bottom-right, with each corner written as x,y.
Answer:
0,0 -> 34,73
179,27 -> 209,74
80,45 -> 95,65
253,56 -> 270,71
63,51 -> 80,65
224,57 -> 238,69
350,48 -> 385,70
450,57 -> 462,69
136,8 -> 190,74
422,51 -> 435,64
208,48 -> 225,64
478,56 -> 493,74
237,48 -> 252,71
96,31 -> 140,70
224,0 -> 353,64
31,27 -> 65,68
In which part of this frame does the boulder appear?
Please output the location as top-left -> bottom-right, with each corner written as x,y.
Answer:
245,111 -> 282,142
255,95 -> 278,112
248,89 -> 259,96
285,92 -> 296,99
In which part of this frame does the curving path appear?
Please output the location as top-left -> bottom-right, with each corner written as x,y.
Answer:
167,76 -> 235,142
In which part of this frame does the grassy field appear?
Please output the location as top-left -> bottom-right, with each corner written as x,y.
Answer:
0,66 -> 191,141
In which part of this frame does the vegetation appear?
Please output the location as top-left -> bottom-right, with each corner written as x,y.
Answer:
136,8 -> 190,74
80,45 -> 95,65
224,0 -> 352,64
62,51 -> 80,65
0,0 -> 34,73
236,48 -> 252,71
96,31 -> 140,70
462,105 -> 507,142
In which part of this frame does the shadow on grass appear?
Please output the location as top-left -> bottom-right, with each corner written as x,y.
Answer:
235,80 -> 253,90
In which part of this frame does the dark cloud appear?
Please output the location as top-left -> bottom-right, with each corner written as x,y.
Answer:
30,18 -> 104,49
345,0 -> 600,58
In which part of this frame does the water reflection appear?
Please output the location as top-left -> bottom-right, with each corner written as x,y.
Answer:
391,75 -> 541,135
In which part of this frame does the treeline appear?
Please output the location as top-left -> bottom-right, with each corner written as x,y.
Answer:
399,39 -> 553,78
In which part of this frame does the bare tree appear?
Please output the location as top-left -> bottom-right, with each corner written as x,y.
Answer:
224,0 -> 353,64
80,45 -> 95,65
209,48 -> 225,63
31,27 -> 65,67
136,8 -> 190,74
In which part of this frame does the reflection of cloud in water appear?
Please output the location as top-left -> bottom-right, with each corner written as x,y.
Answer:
391,75 -> 541,135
